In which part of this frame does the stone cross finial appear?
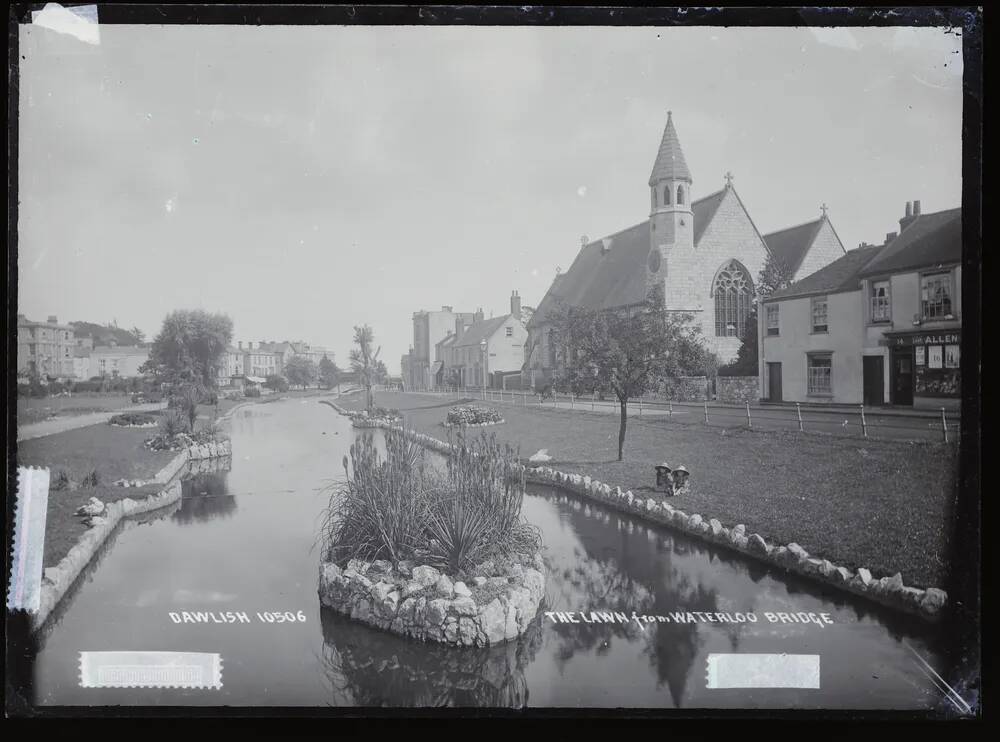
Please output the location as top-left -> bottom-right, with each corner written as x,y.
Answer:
724,171 -> 734,187
821,203 -> 828,217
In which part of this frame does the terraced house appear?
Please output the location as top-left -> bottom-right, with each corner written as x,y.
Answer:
526,111 -> 846,387
759,202 -> 962,409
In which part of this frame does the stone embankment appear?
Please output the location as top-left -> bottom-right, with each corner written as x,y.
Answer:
318,555 -> 546,647
32,438 -> 233,632
340,417 -> 948,623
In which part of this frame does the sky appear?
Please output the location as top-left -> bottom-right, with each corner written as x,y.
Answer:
17,23 -> 963,372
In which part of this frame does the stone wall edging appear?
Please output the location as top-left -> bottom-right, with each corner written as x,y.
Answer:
31,479 -> 184,632
31,440 -> 233,632
342,417 -> 947,624
318,557 -> 546,647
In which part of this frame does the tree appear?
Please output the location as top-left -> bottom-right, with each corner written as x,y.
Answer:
129,326 -> 146,345
264,374 -> 289,393
285,355 -> 318,390
549,289 -> 712,461
141,310 -> 233,389
720,253 -> 795,377
318,355 -> 340,390
349,325 -> 381,412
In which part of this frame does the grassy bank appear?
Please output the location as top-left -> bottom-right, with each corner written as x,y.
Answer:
17,423 -> 180,568
339,391 -> 959,588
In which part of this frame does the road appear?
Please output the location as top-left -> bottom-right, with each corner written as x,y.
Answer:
403,389 -> 960,443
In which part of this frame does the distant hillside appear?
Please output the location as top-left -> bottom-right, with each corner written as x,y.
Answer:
70,321 -> 143,346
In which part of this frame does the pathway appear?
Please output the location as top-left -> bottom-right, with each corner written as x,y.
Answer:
16,402 -> 168,442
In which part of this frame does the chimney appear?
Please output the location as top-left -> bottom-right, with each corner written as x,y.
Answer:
474,307 -> 484,323
455,317 -> 465,338
580,235 -> 589,247
601,237 -> 612,254
441,305 -> 453,313
238,341 -> 243,350
248,342 -> 253,351
913,200 -> 921,216
510,290 -> 521,317
47,315 -> 58,324
899,201 -> 918,232
17,313 -> 26,323
885,231 -> 898,245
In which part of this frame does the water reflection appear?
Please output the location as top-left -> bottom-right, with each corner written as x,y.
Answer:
320,609 -> 543,708
173,461 -> 237,525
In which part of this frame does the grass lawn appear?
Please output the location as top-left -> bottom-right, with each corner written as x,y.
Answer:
341,391 -> 960,589
16,423 -> 179,569
17,393 -> 134,425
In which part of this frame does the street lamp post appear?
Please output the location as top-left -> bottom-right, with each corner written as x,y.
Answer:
480,339 -> 487,400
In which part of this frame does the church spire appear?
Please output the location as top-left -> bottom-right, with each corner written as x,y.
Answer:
648,111 -> 692,186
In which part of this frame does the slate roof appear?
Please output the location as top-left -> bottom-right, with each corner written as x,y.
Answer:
766,244 -> 886,301
648,112 -> 692,185
453,316 -> 510,347
762,217 -> 826,276
858,207 -> 961,277
529,188 -> 730,327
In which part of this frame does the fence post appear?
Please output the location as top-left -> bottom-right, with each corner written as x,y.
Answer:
592,392 -> 596,410
571,393 -> 575,409
639,396 -> 643,417
860,404 -> 868,439
746,400 -> 752,429
941,407 -> 949,443
704,400 -> 709,424
668,400 -> 673,417
796,402 -> 803,432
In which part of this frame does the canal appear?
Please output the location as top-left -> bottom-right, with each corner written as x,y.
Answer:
27,398 -> 948,709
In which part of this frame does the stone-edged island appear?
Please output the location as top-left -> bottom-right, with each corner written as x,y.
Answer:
319,555 -> 546,647
317,424 -> 546,647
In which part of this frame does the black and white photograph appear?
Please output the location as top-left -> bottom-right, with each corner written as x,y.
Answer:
6,5 -> 981,718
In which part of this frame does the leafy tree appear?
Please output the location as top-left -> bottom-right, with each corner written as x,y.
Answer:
720,253 -> 795,377
549,289 -> 712,461
349,325 -> 381,412
264,374 -> 289,393
141,310 -> 233,389
318,355 -> 340,390
285,355 -> 318,390
129,326 -> 146,345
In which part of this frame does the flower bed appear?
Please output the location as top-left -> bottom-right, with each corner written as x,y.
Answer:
108,412 -> 158,428
445,405 -> 504,427
346,407 -> 402,428
318,555 -> 546,647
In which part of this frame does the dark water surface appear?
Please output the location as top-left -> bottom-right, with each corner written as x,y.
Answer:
29,398 -> 948,709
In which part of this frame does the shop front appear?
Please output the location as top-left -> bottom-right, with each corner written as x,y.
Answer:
882,329 -> 961,410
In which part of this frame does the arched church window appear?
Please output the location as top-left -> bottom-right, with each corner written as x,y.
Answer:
663,186 -> 672,206
713,260 -> 754,337
676,185 -> 685,205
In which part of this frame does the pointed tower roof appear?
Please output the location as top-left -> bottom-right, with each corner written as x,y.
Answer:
648,111 -> 692,186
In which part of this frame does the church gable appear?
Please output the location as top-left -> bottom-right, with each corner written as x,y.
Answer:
793,217 -> 847,281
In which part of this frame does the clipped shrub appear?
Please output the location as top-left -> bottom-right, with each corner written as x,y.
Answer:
82,469 -> 100,488
244,386 -> 262,398
446,405 -> 503,426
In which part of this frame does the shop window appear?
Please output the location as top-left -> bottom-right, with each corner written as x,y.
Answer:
921,272 -> 954,320
807,353 -> 833,395
766,304 -> 780,336
811,296 -> 828,333
870,280 -> 891,322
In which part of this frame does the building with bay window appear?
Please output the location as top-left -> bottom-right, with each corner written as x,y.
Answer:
759,202 -> 961,409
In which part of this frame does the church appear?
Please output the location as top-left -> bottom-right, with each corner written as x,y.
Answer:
526,111 -> 847,379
